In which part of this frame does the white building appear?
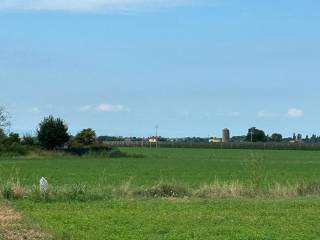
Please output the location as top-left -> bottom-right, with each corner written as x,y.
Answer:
209,137 -> 222,143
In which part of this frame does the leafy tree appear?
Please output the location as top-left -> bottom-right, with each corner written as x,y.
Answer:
271,133 -> 283,142
0,128 -> 7,143
74,128 -> 96,145
0,106 -> 10,130
292,133 -> 296,141
311,134 -> 317,143
297,134 -> 302,140
22,134 -> 35,146
245,127 -> 267,142
37,116 -> 70,150
3,132 -> 20,145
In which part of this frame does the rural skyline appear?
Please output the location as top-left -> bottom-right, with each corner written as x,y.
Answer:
1,0 -> 319,137
1,1 -> 320,239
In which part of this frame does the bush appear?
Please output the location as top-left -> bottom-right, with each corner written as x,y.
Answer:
37,115 -> 70,150
0,128 -> 6,143
2,132 -> 20,145
63,146 -> 112,156
74,128 -> 96,145
22,134 -> 36,146
0,143 -> 29,156
140,183 -> 190,198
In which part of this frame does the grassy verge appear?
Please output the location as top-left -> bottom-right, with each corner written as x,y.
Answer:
2,180 -> 320,202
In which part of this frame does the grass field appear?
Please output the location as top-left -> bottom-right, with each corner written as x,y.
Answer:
1,148 -> 320,187
1,148 -> 320,239
15,198 -> 320,240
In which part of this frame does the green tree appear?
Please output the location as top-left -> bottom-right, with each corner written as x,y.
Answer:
74,128 -> 96,145
3,132 -> 20,145
22,134 -> 35,146
0,128 -> 7,143
293,133 -> 296,141
271,133 -> 283,142
0,106 -> 10,130
297,134 -> 302,141
245,127 -> 267,142
37,116 -> 70,150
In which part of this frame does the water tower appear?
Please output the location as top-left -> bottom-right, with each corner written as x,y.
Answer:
222,128 -> 230,143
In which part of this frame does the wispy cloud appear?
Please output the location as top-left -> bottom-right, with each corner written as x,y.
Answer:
0,0 -> 205,12
79,103 -> 128,112
95,103 -> 128,112
287,108 -> 304,118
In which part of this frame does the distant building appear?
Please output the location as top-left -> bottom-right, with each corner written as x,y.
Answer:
148,138 -> 158,143
222,128 -> 230,143
209,137 -> 222,143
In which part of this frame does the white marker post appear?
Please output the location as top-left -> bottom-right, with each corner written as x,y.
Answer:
39,177 -> 48,192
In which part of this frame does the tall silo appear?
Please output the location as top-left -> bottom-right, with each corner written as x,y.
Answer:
222,128 -> 230,143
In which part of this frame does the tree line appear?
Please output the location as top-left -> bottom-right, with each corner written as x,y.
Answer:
1,106 -> 320,151
0,107 -> 97,150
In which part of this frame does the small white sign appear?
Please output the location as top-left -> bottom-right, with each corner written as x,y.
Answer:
40,177 -> 48,192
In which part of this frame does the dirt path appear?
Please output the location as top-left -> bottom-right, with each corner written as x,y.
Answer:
0,203 -> 52,240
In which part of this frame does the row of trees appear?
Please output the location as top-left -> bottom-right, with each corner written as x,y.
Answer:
2,106 -> 320,147
0,107 -> 97,149
244,127 -> 282,142
243,127 -> 320,143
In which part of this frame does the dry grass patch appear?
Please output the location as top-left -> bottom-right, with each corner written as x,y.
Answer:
0,203 -> 52,240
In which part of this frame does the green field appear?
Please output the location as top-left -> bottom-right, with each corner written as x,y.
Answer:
16,198 -> 320,240
1,148 -> 320,187
1,148 -> 320,239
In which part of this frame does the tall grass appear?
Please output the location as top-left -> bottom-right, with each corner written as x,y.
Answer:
1,179 -> 320,202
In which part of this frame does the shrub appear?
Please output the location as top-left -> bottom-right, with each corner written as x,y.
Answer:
140,183 -> 190,198
0,128 -> 6,143
74,128 -> 96,145
22,134 -> 36,146
0,143 -> 29,156
37,115 -> 70,150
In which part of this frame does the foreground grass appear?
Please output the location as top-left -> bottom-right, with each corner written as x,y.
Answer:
1,148 -> 320,239
16,198 -> 320,240
0,202 -> 53,240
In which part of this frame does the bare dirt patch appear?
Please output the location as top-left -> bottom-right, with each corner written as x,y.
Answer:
0,204 -> 52,240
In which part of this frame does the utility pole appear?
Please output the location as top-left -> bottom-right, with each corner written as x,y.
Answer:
250,129 -> 254,143
155,125 -> 159,148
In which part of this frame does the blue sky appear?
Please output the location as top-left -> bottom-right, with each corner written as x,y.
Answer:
0,0 -> 319,137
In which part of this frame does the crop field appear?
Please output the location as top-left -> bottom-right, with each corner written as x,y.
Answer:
1,148 -> 320,239
1,148 -> 320,187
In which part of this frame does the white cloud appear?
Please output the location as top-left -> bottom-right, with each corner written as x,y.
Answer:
0,0 -> 201,12
287,108 -> 304,118
257,110 -> 278,118
95,103 -> 127,112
